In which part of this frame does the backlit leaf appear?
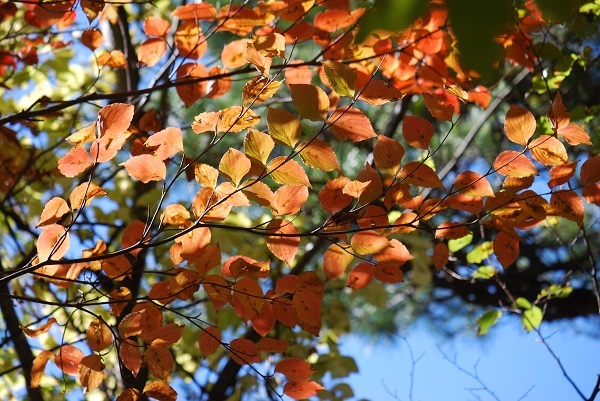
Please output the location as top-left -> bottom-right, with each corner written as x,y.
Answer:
373,135 -> 404,173
174,21 -> 207,59
267,108 -> 302,147
454,171 -> 494,197
580,155 -> 600,184
275,185 -> 309,215
244,129 -> 274,165
58,146 -> 92,177
242,76 -> 282,105
529,135 -> 568,166
175,62 -> 208,107
266,219 -> 300,265
37,224 -> 70,262
298,138 -> 341,172
358,80 -> 403,106
290,84 -> 330,121
322,60 -> 356,97
219,148 -> 251,186
329,107 -> 376,142
398,161 -> 444,188
283,380 -> 325,400
557,123 -> 591,146
86,319 -> 112,352
121,154 -> 166,183
31,351 -> 53,388
433,243 -> 449,272
38,197 -> 69,227
493,232 -> 520,268
351,230 -> 389,255
276,358 -> 313,381
493,151 -> 537,177
79,354 -> 104,393
143,381 -> 178,401
548,161 -> 577,188
347,262 -> 374,289
230,338 -> 260,365
23,317 -> 57,337
145,127 -> 184,160
54,345 -> 84,376
402,116 -> 434,149
198,326 -> 221,357
139,38 -> 166,67
144,344 -> 174,380
504,105 -> 536,145
424,93 -> 453,121
323,242 -> 353,280
268,156 -> 311,187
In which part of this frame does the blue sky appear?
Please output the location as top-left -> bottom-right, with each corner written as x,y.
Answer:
338,316 -> 600,401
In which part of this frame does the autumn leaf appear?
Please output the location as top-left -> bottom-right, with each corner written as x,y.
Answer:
86,319 -> 113,352
504,105 -> 536,145
424,93 -> 453,121
79,354 -> 104,393
268,156 -> 312,187
97,50 -> 127,68
322,60 -> 356,97
37,224 -> 70,262
66,122 -> 97,147
145,127 -> 184,160
139,38 -> 167,67
242,76 -> 282,105
529,135 -> 568,166
143,381 -> 178,401
347,262 -> 374,289
290,84 -> 330,121
493,151 -> 538,177
54,345 -> 84,376
244,129 -> 274,164
266,219 -> 300,265
319,176 -> 353,213
329,106 -> 377,142
358,80 -> 404,106
219,148 -> 251,186
580,155 -> 600,185
144,344 -> 174,380
298,138 -> 341,172
283,380 -> 325,399
31,351 -> 53,388
253,32 -> 286,57
494,231 -> 520,268
433,243 -> 449,272
38,197 -> 69,227
275,185 -> 309,215
276,358 -> 314,381
402,115 -> 434,149
323,242 -> 354,279
144,16 -> 170,37
230,338 -> 260,365
58,146 -> 92,177
98,103 -> 134,139
121,154 -> 166,183
373,134 -> 404,173
267,107 -> 302,147
23,317 -> 57,337
398,161 -> 444,189
198,326 -> 221,357
454,171 -> 494,197
245,43 -> 272,75
351,230 -> 389,255
69,182 -> 107,209
171,2 -> 216,20
176,62 -> 208,106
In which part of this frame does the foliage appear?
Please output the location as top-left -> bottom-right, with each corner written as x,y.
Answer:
0,0 -> 599,400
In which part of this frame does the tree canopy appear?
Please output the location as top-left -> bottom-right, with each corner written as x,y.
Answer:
0,0 -> 599,400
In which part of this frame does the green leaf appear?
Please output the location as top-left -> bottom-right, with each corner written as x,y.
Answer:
477,310 -> 501,335
472,265 -> 497,280
356,0 -> 426,43
466,241 -> 493,264
515,297 -> 532,310
522,306 -> 543,331
448,233 -> 473,252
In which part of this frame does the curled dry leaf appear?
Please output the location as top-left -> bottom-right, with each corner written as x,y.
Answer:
31,350 -> 54,388
23,317 -> 57,337
242,76 -> 282,105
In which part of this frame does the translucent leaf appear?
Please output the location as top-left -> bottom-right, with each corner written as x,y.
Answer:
504,105 -> 536,145
329,107 -> 376,142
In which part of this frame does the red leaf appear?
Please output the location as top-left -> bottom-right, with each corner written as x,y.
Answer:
402,115 -> 434,149
358,80 -> 403,106
373,239 -> 413,266
230,338 -> 260,365
433,243 -> 449,272
120,339 -> 142,376
54,345 -> 84,376
581,155 -> 600,185
493,232 -> 520,268
251,302 -> 276,337
171,2 -> 216,20
198,326 -> 221,357
283,380 -> 324,399
121,154 -> 166,183
398,161 -> 444,188
319,176 -> 353,213
329,106 -> 377,142
266,219 -> 300,265
557,123 -> 591,146
275,358 -> 313,381
347,262 -> 373,289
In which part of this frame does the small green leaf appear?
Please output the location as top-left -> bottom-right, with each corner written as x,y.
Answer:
322,60 -> 356,98
448,233 -> 473,252
477,310 -> 501,335
466,241 -> 493,264
472,265 -> 497,280
516,297 -> 532,310
522,306 -> 543,331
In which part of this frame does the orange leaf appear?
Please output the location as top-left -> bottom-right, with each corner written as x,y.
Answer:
121,154 -> 166,183
138,38 -> 166,67
358,80 -> 403,106
203,274 -> 232,309
58,146 -> 91,177
373,239 -> 413,266
275,185 -> 309,215
398,161 -> 444,188
290,84 -> 330,121
258,338 -> 289,353
171,2 -> 216,20
244,43 -> 272,75
86,319 -> 112,352
219,148 -> 251,186
253,32 -> 286,58
144,344 -> 174,380
454,171 -> 494,197
493,232 -> 520,268
319,176 -> 353,212
244,129 -> 275,164
329,106 -> 376,142
557,123 -> 591,146
242,76 -> 282,105
342,179 -> 371,199
160,204 -> 190,227
283,380 -> 325,399
551,190 -> 584,226
79,354 -> 104,393
148,324 -> 184,346
267,108 -> 302,147
31,351 -> 53,388
242,180 -> 277,209
199,326 -> 221,357
38,197 -> 69,227
298,138 -> 341,172
292,291 -> 322,335
233,277 -> 265,314
174,21 -> 207,59
192,111 -> 220,134
54,345 -> 84,376
433,243 -> 449,272
97,50 -> 126,68
548,161 -> 578,188
251,301 -> 276,337
284,60 -> 313,86
583,183 -> 600,206
23,317 -> 57,337
66,122 -> 97,147
176,62 -> 208,107
119,311 -> 146,339
504,105 -> 536,145
529,135 -> 568,166
493,151 -> 537,177
143,381 -> 177,401
347,262 -> 373,289
402,116 -> 434,149
547,92 -> 569,132
69,182 -> 106,209
323,242 -> 353,279
230,338 -> 260,365
435,222 -> 471,239
372,263 -> 404,284
373,134 -> 404,172
424,93 -> 453,121
98,103 -> 133,139
144,16 -> 170,37
266,219 -> 300,265
145,127 -> 184,160
351,230 -> 389,255
81,28 -> 103,50
275,358 -> 313,381
221,39 -> 250,69
355,162 -> 383,204
37,224 -> 69,262
194,163 -> 219,188
268,156 -> 311,187
217,106 -> 260,133
580,155 -> 600,185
